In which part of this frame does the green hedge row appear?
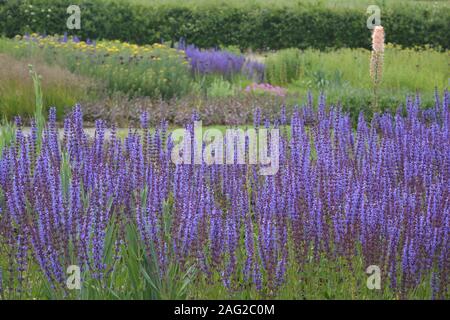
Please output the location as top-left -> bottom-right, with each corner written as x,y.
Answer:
1,0 -> 449,50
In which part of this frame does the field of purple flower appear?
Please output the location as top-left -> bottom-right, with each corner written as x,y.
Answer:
1,32 -> 447,125
0,2 -> 448,302
0,91 -> 448,299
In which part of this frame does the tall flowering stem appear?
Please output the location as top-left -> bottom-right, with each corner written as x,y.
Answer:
370,26 -> 385,112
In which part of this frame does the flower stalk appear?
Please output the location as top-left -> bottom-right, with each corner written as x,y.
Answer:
370,26 -> 385,112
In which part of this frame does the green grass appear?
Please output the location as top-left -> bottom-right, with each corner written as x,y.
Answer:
0,35 -> 447,123
288,46 -> 447,94
0,36 -> 193,101
262,45 -> 448,116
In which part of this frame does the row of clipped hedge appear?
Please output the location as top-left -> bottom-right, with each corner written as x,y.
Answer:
1,0 -> 449,50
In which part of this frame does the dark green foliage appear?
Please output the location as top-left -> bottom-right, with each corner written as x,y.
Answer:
1,0 -> 448,50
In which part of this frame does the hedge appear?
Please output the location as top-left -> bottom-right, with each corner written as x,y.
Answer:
0,0 -> 449,50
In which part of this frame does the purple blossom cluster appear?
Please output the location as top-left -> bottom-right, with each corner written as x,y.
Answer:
23,34 -> 266,83
0,92 -> 448,299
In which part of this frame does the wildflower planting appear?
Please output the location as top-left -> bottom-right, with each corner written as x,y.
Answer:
268,45 -> 448,116
245,83 -> 287,97
1,0 -> 449,50
10,34 -> 193,99
0,53 -> 96,120
370,26 -> 385,111
0,1 -> 448,304
0,91 -> 448,299
0,34 -> 448,122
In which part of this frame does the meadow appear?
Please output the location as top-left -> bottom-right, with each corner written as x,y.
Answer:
116,0 -> 450,9
0,35 -> 447,124
1,95 -> 448,300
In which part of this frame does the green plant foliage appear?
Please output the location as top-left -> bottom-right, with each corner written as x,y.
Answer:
5,36 -> 193,100
0,49 -> 95,121
0,0 -> 448,50
28,65 -> 45,145
207,78 -> 236,98
0,118 -> 15,151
